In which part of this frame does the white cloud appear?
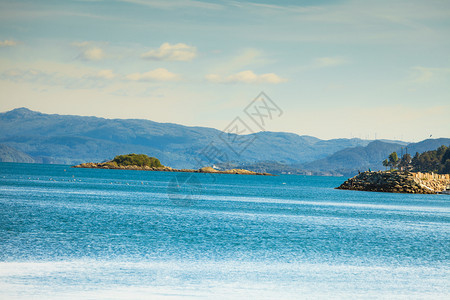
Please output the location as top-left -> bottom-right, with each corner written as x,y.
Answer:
0,62 -> 120,91
81,47 -> 104,61
141,43 -> 196,61
409,66 -> 450,84
205,74 -> 222,83
94,69 -> 116,80
206,70 -> 286,84
126,68 -> 180,81
71,41 -> 90,48
313,57 -> 348,68
1,69 -> 45,82
227,48 -> 265,68
0,40 -> 17,47
72,41 -> 105,61
210,48 -> 272,75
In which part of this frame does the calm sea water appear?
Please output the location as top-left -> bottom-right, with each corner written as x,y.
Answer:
0,162 -> 449,299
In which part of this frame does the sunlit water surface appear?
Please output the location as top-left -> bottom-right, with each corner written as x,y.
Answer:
0,163 -> 449,299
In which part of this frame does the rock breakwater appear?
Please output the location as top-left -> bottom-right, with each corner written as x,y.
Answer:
336,171 -> 450,194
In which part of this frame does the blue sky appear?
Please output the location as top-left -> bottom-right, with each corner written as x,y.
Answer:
0,0 -> 449,141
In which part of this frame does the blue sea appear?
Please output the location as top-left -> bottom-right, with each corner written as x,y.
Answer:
0,163 -> 449,299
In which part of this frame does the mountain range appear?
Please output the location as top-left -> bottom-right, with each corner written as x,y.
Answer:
299,139 -> 450,176
0,144 -> 35,163
0,108 -> 448,176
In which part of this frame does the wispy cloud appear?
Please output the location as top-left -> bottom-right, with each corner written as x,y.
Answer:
313,57 -> 348,68
0,1 -> 119,22
0,40 -> 17,47
233,1 -> 322,14
410,66 -> 450,83
126,68 -> 180,82
93,69 -> 116,80
82,47 -> 104,61
1,68 -> 95,90
141,43 -> 197,61
209,48 -> 272,75
1,69 -> 47,82
1,64 -> 119,90
206,70 -> 286,84
120,0 -> 223,10
72,41 -> 105,61
293,56 -> 349,72
226,49 -> 267,69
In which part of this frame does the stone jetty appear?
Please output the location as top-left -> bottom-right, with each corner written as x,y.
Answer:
336,171 -> 450,194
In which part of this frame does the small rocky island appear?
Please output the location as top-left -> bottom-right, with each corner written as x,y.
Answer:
336,171 -> 450,194
73,154 -> 273,176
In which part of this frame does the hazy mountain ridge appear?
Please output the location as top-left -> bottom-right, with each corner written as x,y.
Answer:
0,144 -> 36,163
0,108 -> 370,167
1,108 -> 447,174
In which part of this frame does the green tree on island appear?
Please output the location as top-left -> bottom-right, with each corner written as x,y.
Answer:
441,147 -> 450,174
398,153 -> 412,170
382,159 -> 389,171
410,145 -> 449,173
388,152 -> 399,169
112,153 -> 163,168
383,145 -> 450,174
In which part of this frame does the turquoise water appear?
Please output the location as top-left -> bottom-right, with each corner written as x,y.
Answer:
0,162 -> 449,299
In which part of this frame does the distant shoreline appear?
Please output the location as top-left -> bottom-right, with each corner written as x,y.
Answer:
72,162 -> 274,176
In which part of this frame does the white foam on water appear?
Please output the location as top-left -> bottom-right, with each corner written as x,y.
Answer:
0,260 -> 448,299
0,185 -> 166,198
195,193 -> 450,214
3,180 -> 449,216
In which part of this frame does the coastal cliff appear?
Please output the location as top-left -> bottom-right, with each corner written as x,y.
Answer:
336,171 -> 450,194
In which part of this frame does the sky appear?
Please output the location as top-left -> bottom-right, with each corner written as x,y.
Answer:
0,0 -> 449,142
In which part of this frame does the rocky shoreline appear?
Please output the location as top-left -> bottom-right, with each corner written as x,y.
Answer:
73,163 -> 274,176
336,171 -> 450,194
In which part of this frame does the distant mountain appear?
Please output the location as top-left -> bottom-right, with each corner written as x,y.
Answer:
0,144 -> 35,163
2,108 -> 444,173
217,160 -> 341,176
300,140 -> 403,176
302,139 -> 450,176
0,108 -> 371,168
406,138 -> 450,155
